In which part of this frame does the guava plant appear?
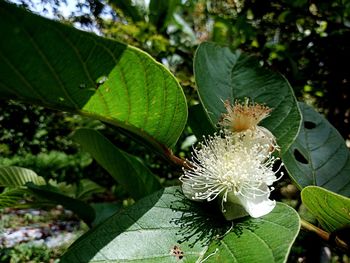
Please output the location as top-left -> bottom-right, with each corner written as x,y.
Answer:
0,2 -> 349,262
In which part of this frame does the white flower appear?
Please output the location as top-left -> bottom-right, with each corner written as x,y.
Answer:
180,131 -> 282,220
220,99 -> 278,154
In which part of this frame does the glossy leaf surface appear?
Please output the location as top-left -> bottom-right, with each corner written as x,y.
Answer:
0,1 -> 187,149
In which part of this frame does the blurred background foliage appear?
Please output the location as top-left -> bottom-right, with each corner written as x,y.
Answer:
1,0 -> 350,261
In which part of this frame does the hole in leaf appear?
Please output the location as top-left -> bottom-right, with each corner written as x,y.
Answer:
170,245 -> 184,260
294,149 -> 308,164
95,76 -> 108,89
304,121 -> 316,129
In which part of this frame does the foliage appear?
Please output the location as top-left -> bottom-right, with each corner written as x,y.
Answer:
283,103 -> 350,196
61,187 -> 299,263
201,0 -> 350,139
0,207 -> 83,263
0,0 -> 349,262
0,151 -> 92,183
0,166 -> 104,225
0,243 -> 57,263
193,42 -> 301,154
301,186 -> 350,232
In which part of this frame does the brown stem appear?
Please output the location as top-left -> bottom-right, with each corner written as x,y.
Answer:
161,146 -> 192,169
301,219 -> 329,241
300,219 -> 349,252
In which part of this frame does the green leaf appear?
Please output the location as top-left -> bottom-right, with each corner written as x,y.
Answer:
26,182 -> 96,226
108,0 -> 143,22
91,202 -> 122,227
194,42 -> 301,154
0,188 -> 27,209
61,187 -> 299,262
203,203 -> 300,263
0,166 -> 45,187
76,179 -> 105,201
188,104 -> 216,139
0,2 -> 187,149
283,103 -> 350,196
72,128 -> 162,200
301,186 -> 350,232
47,179 -> 77,198
149,0 -> 180,31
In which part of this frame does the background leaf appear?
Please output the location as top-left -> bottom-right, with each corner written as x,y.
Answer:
61,187 -> 299,263
108,0 -> 143,22
0,166 -> 97,224
149,0 -> 180,31
75,179 -> 105,201
301,186 -> 350,232
26,182 -> 96,226
72,128 -> 162,200
0,1 -> 187,150
194,42 -> 301,153
0,166 -> 45,186
283,103 -> 350,196
0,188 -> 27,209
188,104 -> 216,139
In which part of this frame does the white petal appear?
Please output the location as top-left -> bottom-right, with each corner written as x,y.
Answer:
222,194 -> 249,220
237,192 -> 276,218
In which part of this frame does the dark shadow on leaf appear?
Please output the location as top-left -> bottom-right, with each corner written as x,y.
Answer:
170,189 -> 259,248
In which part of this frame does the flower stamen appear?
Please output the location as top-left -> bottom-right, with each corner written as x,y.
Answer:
180,131 -> 281,219
220,99 -> 271,132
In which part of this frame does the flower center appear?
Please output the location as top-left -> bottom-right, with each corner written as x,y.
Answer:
220,99 -> 271,132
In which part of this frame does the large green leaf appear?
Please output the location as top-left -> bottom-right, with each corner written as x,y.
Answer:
203,203 -> 300,263
194,42 -> 301,154
72,128 -> 161,200
91,202 -> 122,227
0,166 -> 45,187
301,186 -> 350,232
0,2 -> 187,149
61,187 -> 299,262
283,103 -> 350,196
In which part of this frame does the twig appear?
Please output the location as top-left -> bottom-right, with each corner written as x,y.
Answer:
300,219 -> 329,241
300,219 -> 349,252
163,147 -> 192,169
